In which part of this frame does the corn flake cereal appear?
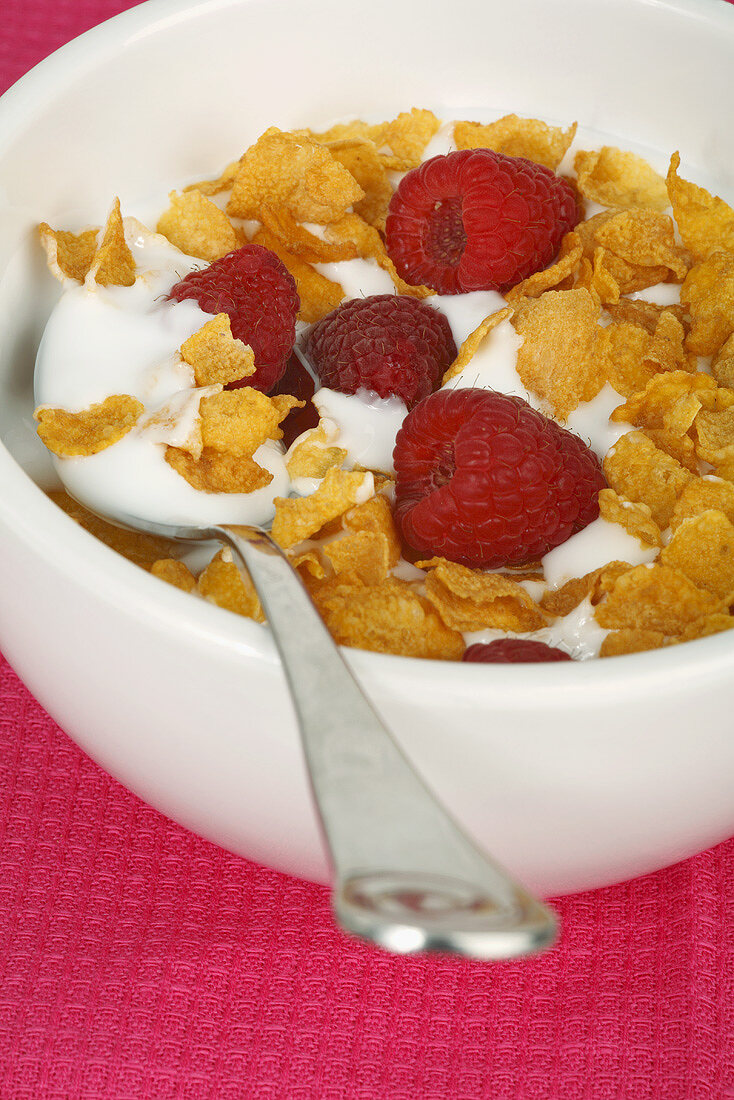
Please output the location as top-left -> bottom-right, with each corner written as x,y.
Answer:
681,249 -> 734,357
595,563 -> 722,633
599,629 -> 667,657
286,423 -> 347,479
271,468 -> 374,549
227,128 -> 363,224
418,557 -> 548,632
198,550 -> 265,622
180,314 -> 255,387
598,489 -> 662,549
165,446 -> 272,493
38,223 -> 99,283
157,190 -> 240,261
312,574 -> 464,659
86,198 -> 136,287
666,152 -> 734,260
326,140 -> 393,230
151,559 -> 197,592
660,509 -> 734,598
506,232 -> 582,303
603,431 -> 694,528
670,477 -> 734,531
574,147 -> 669,210
454,115 -> 577,171
512,289 -> 605,417
35,394 -> 144,456
199,389 -> 301,457
259,204 -> 357,263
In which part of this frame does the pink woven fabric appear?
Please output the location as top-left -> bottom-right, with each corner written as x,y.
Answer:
1,3 -> 733,1096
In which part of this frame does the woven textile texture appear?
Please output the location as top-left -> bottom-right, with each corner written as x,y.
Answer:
1,1 -> 734,1096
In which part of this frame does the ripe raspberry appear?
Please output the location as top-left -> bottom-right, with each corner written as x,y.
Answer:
270,352 -> 319,448
385,149 -> 578,294
305,294 -> 456,409
463,640 -> 573,663
393,388 -> 605,569
168,245 -> 299,392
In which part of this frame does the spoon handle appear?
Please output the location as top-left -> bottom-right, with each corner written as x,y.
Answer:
214,523 -> 558,960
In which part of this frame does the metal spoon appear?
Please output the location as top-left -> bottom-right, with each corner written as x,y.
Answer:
91,510 -> 558,959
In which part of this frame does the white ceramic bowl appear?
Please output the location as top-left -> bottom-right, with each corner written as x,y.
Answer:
1,0 -> 733,897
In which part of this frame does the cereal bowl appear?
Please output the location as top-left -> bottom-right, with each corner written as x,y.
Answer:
1,0 -> 733,897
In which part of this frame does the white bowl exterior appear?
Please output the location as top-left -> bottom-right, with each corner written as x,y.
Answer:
1,0 -> 733,895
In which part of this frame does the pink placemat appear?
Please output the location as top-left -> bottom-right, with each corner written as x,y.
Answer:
1,3 -> 733,1096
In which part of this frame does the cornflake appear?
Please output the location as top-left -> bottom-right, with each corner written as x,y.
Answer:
271,468 -> 374,549
227,128 -> 364,224
595,563 -> 722,634
418,558 -> 548,633
35,395 -> 144,456
252,225 -> 344,323
574,147 -> 669,211
157,190 -> 240,262
660,510 -> 734,598
180,314 -> 256,387
198,550 -> 265,622
454,115 -> 577,171
603,431 -> 694,528
86,198 -> 136,287
666,152 -> 734,260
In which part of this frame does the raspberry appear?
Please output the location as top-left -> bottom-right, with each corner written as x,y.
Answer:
385,149 -> 579,295
168,244 -> 299,392
463,640 -> 573,663
393,388 -> 605,568
270,352 -> 319,448
304,294 -> 456,409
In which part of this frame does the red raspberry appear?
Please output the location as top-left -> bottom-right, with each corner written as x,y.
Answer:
463,640 -> 573,663
168,244 -> 299,392
393,388 -> 605,568
385,149 -> 578,294
304,294 -> 456,409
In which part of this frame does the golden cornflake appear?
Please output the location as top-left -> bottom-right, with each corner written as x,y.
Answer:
165,446 -> 272,493
574,146 -> 669,210
157,190 -> 240,262
598,488 -> 662,549
418,557 -> 548,633
539,561 -> 632,617
680,250 -> 734,357
151,558 -> 197,593
259,204 -> 357,263
180,314 -> 255,387
678,613 -> 734,643
286,423 -> 347,480
660,509 -> 734,598
595,563 -> 723,633
712,333 -> 734,390
610,370 -> 717,433
253,225 -> 344,323
575,211 -> 671,296
227,128 -> 364,224
327,140 -> 393,230
603,431 -> 694,528
454,115 -> 577,170
38,223 -> 99,283
512,289 -> 605,417
375,108 -> 441,170
343,495 -> 401,561
666,152 -> 734,260
694,407 -> 734,466
507,232 -> 582,303
199,388 -> 301,457
599,320 -> 658,399
312,574 -> 464,660
605,298 -> 688,336
442,306 -> 515,383
271,468 -> 374,549
87,198 -> 136,287
35,394 -> 143,456
322,530 -> 393,586
198,550 -> 265,621
600,629 -> 667,657
595,209 -> 689,282
670,477 -> 734,532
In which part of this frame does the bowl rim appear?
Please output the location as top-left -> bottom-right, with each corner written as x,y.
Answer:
2,0 -> 734,705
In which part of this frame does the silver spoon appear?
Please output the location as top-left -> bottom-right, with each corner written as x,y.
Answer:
88,509 -> 558,959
